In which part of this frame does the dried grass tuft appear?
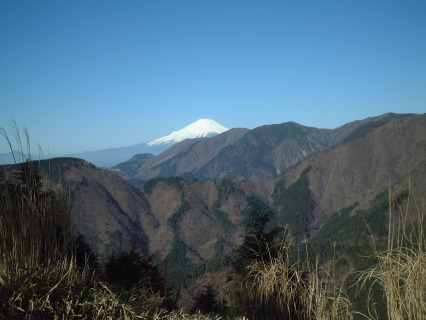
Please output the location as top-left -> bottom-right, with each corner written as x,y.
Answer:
358,186 -> 426,320
228,243 -> 355,320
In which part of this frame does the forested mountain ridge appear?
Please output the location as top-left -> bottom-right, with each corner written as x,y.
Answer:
114,113 -> 414,182
272,114 -> 426,239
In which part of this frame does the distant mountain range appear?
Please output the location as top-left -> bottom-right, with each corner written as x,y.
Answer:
2,114 -> 415,171
70,119 -> 229,167
0,119 -> 230,168
113,113 -> 415,183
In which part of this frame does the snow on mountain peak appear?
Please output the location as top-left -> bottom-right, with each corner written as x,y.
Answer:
147,119 -> 229,146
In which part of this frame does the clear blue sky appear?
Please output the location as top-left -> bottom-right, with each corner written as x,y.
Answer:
1,0 -> 425,155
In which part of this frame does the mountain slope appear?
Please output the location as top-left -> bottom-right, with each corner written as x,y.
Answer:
27,158 -> 157,256
273,114 -> 426,238
192,122 -> 333,181
113,128 -> 249,182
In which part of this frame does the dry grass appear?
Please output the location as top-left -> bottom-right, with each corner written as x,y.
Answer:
358,186 -> 426,320
228,246 -> 304,319
0,149 -> 95,318
302,261 -> 354,320
227,244 -> 355,320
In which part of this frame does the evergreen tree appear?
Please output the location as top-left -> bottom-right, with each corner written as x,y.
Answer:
74,234 -> 98,270
190,285 -> 220,315
104,236 -> 163,293
233,197 -> 284,273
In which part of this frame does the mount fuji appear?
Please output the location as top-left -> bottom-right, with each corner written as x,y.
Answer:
147,119 -> 229,146
60,119 -> 230,168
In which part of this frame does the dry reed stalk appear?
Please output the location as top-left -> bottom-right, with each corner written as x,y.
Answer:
228,244 -> 306,319
358,186 -> 426,320
302,262 -> 354,320
248,254 -> 305,314
0,126 -> 86,318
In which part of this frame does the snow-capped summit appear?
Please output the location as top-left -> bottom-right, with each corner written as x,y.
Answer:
147,119 -> 229,146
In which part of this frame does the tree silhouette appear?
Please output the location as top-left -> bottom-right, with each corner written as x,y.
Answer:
233,197 -> 284,273
104,236 -> 163,292
190,285 -> 220,315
